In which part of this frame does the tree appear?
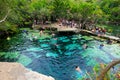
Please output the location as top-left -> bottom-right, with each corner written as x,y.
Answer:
28,0 -> 53,24
52,0 -> 71,19
0,10 -> 10,23
0,0 -> 12,23
0,0 -> 18,32
97,59 -> 120,80
99,0 -> 120,25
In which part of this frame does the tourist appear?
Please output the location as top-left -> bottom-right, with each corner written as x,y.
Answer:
54,43 -> 59,48
31,34 -> 37,41
39,30 -> 43,36
107,39 -> 112,44
79,23 -> 82,29
52,32 -> 55,37
99,28 -> 103,36
95,27 -> 103,36
34,19 -> 36,25
102,28 -> 106,35
75,66 -> 83,78
22,30 -> 28,35
82,43 -> 88,49
75,66 -> 81,72
62,19 -> 65,26
91,28 -> 96,33
99,44 -> 104,49
95,27 -> 99,35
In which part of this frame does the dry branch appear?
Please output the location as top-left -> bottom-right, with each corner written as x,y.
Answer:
97,59 -> 120,80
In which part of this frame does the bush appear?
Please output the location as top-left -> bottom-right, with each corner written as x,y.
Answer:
0,52 -> 20,62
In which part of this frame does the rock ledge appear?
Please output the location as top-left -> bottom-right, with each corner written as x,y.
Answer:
0,62 -> 55,80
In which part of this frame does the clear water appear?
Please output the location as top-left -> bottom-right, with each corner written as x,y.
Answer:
0,33 -> 120,80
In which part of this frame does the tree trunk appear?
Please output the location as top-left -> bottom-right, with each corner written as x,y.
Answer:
97,59 -> 120,80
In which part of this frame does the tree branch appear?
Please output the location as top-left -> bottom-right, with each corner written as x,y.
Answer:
97,59 -> 120,80
0,9 -> 11,23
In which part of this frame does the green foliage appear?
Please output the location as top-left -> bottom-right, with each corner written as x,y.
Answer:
17,55 -> 32,66
92,63 -> 120,80
93,63 -> 100,74
52,0 -> 71,18
99,0 -> 120,24
0,0 -> 120,32
0,52 -> 20,61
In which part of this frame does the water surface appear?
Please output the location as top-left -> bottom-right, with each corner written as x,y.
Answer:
0,33 -> 120,80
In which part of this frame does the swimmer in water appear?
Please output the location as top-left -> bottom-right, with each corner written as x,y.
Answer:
99,44 -> 104,49
82,43 -> 88,49
75,66 -> 82,73
52,32 -> 55,37
75,66 -> 83,79
39,30 -> 43,36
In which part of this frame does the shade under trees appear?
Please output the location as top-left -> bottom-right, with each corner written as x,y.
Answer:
0,0 -> 120,32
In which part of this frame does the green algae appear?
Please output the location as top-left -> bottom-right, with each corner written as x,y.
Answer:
62,39 -> 70,42
82,36 -> 93,40
40,44 -> 49,48
46,52 -> 58,58
26,47 -> 43,52
17,55 -> 32,66
29,52 -> 42,58
58,36 -> 68,40
65,44 -> 80,50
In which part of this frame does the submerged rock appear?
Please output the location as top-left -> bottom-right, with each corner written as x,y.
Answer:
0,62 -> 55,80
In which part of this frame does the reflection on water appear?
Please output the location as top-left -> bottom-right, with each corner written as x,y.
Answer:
0,33 -> 120,80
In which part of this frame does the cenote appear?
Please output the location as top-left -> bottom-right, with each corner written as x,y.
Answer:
0,31 -> 120,80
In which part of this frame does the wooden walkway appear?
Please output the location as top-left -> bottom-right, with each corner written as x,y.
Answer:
57,27 -> 77,32
80,30 -> 120,42
51,23 -> 77,32
33,23 -> 120,43
51,24 -> 120,42
52,24 -> 120,43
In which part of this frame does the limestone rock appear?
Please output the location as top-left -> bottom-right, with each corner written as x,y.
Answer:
0,62 -> 55,80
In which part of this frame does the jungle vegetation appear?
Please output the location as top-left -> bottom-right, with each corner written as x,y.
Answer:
0,0 -> 120,80
0,0 -> 120,35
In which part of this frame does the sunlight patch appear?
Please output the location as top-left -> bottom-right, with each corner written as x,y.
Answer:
26,47 -> 43,52
17,55 -> 32,66
46,52 -> 58,58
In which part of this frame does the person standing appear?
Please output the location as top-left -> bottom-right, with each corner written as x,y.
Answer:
39,30 -> 43,36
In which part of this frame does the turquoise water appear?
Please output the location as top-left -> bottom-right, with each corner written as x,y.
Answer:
0,33 -> 120,80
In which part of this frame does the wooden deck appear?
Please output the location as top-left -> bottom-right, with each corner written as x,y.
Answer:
33,23 -> 120,43
51,23 -> 77,32
57,27 -> 77,32
80,30 -> 120,42
51,24 -> 120,42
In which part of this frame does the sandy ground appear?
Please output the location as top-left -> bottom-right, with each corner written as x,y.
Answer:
0,62 -> 55,80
